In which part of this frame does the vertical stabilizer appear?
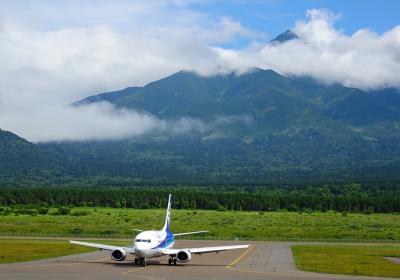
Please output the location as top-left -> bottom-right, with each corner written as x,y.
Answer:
162,194 -> 172,232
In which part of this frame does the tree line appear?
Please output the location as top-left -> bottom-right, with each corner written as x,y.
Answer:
1,184 -> 400,213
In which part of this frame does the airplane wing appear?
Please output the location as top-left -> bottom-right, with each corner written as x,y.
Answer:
162,244 -> 249,255
174,231 -> 208,236
69,240 -> 135,254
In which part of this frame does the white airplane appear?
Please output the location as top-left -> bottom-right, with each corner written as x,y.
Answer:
70,194 -> 249,266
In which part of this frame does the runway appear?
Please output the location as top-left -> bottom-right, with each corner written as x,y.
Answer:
0,240 -> 395,280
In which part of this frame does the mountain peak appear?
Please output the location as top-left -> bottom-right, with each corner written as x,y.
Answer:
270,30 -> 299,44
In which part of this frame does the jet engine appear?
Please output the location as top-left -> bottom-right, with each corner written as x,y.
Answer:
176,250 -> 191,263
111,248 -> 127,261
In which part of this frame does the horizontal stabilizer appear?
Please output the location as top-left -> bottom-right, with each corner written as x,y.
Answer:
174,230 -> 209,236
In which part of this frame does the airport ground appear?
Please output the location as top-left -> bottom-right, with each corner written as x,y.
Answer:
1,239 -> 400,279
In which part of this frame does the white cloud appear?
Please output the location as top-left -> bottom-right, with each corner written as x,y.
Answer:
0,1 -> 256,142
0,102 -> 211,142
215,9 -> 400,89
0,3 -> 399,142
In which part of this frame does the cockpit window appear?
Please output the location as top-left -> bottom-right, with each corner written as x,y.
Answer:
136,239 -> 151,243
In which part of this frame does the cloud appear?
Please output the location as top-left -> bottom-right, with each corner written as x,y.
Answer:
0,3 -> 399,142
0,1 -> 256,142
0,101 -> 211,142
215,9 -> 400,89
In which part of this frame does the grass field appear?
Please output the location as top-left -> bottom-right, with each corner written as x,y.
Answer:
1,207 -> 400,241
0,239 -> 129,264
292,244 -> 400,278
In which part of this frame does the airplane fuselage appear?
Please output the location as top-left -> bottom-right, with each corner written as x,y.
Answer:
134,230 -> 175,258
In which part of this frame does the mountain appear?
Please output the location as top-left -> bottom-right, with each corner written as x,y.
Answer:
369,88 -> 400,114
61,69 -> 400,183
77,69 -> 400,135
73,86 -> 142,106
3,51 -> 400,184
0,129 -> 63,179
3,26 -> 400,185
269,30 -> 299,44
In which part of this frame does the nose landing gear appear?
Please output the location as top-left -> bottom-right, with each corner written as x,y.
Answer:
168,257 -> 177,266
135,257 -> 146,267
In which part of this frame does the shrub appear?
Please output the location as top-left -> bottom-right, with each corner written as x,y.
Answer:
71,210 -> 89,216
217,205 -> 227,212
2,207 -> 11,215
101,230 -> 116,235
13,208 -> 38,216
364,207 -> 374,215
58,207 -> 71,215
68,228 -> 83,235
38,207 -> 49,215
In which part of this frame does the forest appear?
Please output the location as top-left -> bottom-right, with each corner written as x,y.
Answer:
1,183 -> 400,213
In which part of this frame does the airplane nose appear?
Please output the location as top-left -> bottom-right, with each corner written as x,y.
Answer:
135,248 -> 154,258
135,248 -> 145,257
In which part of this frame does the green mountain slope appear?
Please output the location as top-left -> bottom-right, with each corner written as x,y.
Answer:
77,69 -> 400,138
0,129 -> 63,178
2,68 -> 400,184
58,70 -> 400,183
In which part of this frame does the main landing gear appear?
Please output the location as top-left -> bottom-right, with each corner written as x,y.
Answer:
168,257 -> 177,266
134,257 -> 146,267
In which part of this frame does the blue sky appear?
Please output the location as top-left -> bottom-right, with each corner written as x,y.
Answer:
195,0 -> 400,34
190,0 -> 400,48
2,0 -> 399,39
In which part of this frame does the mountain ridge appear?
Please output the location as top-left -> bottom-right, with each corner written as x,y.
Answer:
76,68 -> 400,138
2,51 -> 400,184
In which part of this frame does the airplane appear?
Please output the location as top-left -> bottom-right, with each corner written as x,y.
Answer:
70,194 -> 249,267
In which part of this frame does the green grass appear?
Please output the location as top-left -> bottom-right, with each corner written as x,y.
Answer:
292,245 -> 400,278
1,208 -> 400,240
0,239 -> 129,264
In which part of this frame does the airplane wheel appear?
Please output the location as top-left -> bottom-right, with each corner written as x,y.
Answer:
134,258 -> 139,265
173,259 -> 177,266
168,259 -> 172,266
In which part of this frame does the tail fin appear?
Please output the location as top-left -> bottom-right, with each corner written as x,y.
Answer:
162,194 -> 172,232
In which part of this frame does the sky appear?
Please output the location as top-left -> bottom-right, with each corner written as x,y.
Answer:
0,0 -> 399,142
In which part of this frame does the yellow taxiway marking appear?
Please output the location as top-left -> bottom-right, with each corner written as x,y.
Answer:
226,244 -> 255,269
